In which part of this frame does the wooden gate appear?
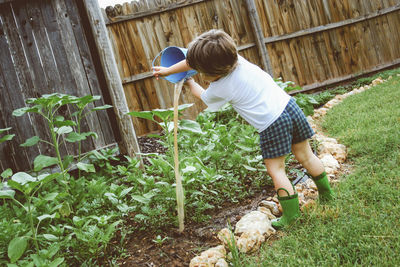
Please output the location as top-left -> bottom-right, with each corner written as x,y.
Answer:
0,0 -> 120,172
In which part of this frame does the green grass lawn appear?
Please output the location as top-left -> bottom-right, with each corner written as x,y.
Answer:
242,75 -> 400,266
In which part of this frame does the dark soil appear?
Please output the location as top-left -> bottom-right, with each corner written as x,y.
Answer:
110,135 -> 276,267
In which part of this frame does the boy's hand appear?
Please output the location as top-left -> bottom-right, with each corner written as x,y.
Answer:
152,66 -> 170,80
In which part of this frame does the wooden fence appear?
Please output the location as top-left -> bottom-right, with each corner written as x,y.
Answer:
0,0 -> 122,172
103,0 -> 400,136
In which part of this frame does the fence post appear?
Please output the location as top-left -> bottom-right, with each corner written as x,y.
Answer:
81,0 -> 143,163
245,0 -> 273,76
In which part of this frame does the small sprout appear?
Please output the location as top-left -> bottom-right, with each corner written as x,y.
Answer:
152,235 -> 170,246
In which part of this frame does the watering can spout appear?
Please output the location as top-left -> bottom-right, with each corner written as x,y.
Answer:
152,46 -> 197,84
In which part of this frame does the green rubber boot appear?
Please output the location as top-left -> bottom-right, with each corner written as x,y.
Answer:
271,188 -> 300,230
312,172 -> 335,202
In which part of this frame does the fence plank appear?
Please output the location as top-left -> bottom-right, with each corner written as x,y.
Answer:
0,15 -> 33,171
64,0 -> 115,148
82,0 -> 141,159
105,0 -> 208,25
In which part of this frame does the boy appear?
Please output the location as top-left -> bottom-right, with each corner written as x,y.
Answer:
153,29 -> 335,229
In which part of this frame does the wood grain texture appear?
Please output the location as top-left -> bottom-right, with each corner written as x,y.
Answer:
102,0 -> 400,135
0,0 -> 119,172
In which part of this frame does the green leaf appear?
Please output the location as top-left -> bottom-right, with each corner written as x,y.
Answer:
119,187 -> 133,198
92,104 -> 112,111
44,192 -> 59,201
56,126 -> 73,135
182,165 -> 196,173
76,162 -> 95,173
11,172 -> 36,185
43,234 -> 58,241
12,107 -> 30,117
0,188 -> 15,199
0,127 -> 12,134
1,168 -> 13,179
34,155 -> 59,172
38,173 -> 61,184
20,136 -> 40,147
0,134 -> 15,143
179,119 -> 204,134
235,143 -> 254,152
132,195 -> 151,204
8,236 -> 28,263
62,155 -> 74,170
78,95 -> 101,106
82,131 -> 98,139
243,164 -> 257,171
54,119 -> 76,127
37,213 -> 56,222
59,202 -> 71,217
126,110 -> 154,121
7,180 -> 23,192
65,132 -> 86,142
89,150 -> 107,160
152,109 -> 174,121
49,257 -> 64,267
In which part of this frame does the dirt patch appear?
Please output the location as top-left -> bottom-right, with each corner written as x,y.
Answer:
112,133 -> 351,266
117,190 -> 274,267
109,135 -> 276,266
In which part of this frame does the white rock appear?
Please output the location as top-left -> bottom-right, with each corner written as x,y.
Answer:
189,245 -> 226,267
236,230 -> 265,253
313,134 -> 338,144
257,206 -> 276,220
334,94 -> 345,101
319,153 -> 340,170
318,142 -> 347,163
259,200 -> 280,216
324,99 -> 340,109
235,211 -> 275,237
217,228 -> 235,247
372,77 -> 383,86
304,178 -> 318,190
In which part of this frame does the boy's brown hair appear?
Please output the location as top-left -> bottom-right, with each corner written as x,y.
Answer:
186,29 -> 238,77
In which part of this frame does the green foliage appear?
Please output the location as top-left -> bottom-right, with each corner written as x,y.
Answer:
0,93 -> 115,266
0,128 -> 15,144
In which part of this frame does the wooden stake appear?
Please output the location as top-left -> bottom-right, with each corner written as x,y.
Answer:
245,0 -> 273,75
173,80 -> 185,232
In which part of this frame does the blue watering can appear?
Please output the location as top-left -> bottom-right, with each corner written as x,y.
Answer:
152,46 -> 197,83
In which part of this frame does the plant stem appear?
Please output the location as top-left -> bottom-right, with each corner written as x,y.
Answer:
27,196 -> 40,253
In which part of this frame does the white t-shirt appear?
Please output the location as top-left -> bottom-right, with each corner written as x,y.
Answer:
201,56 -> 291,132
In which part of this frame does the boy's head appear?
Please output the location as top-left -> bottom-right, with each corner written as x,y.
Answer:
186,29 -> 238,77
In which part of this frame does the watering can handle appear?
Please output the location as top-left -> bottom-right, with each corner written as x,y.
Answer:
152,49 -> 164,68
152,49 -> 169,81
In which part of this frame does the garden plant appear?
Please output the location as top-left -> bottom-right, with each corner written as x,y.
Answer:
1,67 -> 399,266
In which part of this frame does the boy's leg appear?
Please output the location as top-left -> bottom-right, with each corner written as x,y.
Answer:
292,139 -> 335,201
264,156 -> 300,229
264,155 -> 294,196
291,139 -> 324,176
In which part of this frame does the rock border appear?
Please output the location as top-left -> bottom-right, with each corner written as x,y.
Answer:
189,77 -> 390,267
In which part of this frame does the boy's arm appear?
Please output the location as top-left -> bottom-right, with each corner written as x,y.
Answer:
152,59 -> 192,79
184,78 -> 204,99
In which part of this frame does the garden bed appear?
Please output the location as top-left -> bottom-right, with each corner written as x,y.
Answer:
1,69 -> 398,266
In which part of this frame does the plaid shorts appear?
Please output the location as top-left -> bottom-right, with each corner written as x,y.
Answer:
259,97 -> 315,159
